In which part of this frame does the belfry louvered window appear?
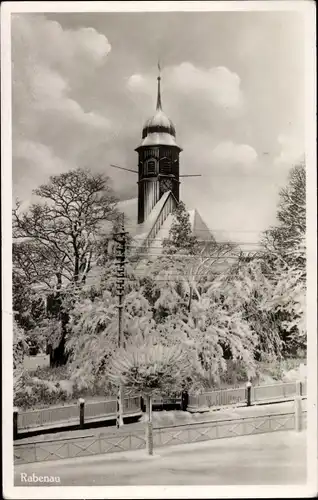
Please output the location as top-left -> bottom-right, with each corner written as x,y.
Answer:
161,158 -> 171,175
145,159 -> 156,175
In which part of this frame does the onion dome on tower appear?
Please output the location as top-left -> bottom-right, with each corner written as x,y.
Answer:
138,68 -> 181,148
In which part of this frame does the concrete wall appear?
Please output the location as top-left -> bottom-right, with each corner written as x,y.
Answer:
23,355 -> 50,371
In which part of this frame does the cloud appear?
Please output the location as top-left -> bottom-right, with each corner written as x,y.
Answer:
169,63 -> 244,111
127,62 -> 244,114
12,139 -> 71,204
14,139 -> 70,175
12,15 -> 110,76
212,141 -> 258,167
274,134 -> 304,168
126,74 -> 146,90
12,14 -> 112,195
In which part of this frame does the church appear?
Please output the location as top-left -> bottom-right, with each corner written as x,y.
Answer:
115,69 -> 214,257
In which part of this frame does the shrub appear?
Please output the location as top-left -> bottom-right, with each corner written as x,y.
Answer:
14,378 -> 69,410
219,360 -> 251,388
32,365 -> 69,381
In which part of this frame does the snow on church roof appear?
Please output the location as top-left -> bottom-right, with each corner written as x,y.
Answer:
117,196 -> 214,243
188,209 -> 215,242
117,197 -> 138,234
137,132 -> 179,148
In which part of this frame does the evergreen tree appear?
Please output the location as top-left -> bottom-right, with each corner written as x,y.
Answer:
263,162 -> 306,273
261,162 -> 306,356
162,201 -> 199,255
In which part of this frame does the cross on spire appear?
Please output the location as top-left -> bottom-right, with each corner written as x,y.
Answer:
156,60 -> 162,111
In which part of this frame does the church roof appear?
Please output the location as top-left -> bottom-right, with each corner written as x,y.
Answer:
117,197 -> 138,235
138,132 -> 179,147
143,110 -> 176,138
188,209 -> 215,242
117,196 -> 214,244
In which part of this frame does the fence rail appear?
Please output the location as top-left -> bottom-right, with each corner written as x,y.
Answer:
18,404 -> 80,430
188,380 -> 306,412
15,396 -> 142,434
14,409 -> 307,465
252,382 -> 297,403
189,387 -> 246,409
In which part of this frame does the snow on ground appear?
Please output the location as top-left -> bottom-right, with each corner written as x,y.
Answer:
17,399 -> 306,444
14,430 -> 306,486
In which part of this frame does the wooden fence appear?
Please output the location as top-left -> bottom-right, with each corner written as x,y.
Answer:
14,380 -> 307,438
14,408 -> 307,465
15,396 -> 142,436
187,380 -> 306,412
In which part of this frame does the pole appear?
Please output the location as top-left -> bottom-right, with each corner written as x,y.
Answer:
114,213 -> 128,429
79,398 -> 85,429
294,396 -> 302,432
146,394 -> 154,455
13,407 -> 18,440
246,381 -> 252,407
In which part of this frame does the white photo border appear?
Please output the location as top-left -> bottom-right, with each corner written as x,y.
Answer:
1,2 -> 317,498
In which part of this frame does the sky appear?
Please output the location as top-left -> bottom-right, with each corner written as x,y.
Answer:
11,10 -> 305,244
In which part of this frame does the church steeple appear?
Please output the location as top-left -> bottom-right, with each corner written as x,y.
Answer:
135,66 -> 182,224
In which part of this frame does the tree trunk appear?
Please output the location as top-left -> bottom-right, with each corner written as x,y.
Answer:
51,311 -> 69,366
188,286 -> 192,312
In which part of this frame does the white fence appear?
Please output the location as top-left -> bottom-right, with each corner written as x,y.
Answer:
16,396 -> 142,432
188,380 -> 306,411
14,409 -> 307,464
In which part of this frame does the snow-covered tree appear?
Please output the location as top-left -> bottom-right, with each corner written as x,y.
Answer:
108,338 -> 188,396
65,291 -> 118,390
219,257 -> 284,361
108,337 -> 190,454
146,239 -> 237,320
263,162 -> 306,273
13,320 -> 29,393
261,264 -> 306,356
162,201 -> 199,255
186,290 -> 257,387
13,168 -> 118,288
66,289 -> 156,391
261,162 -> 306,355
13,168 -> 118,364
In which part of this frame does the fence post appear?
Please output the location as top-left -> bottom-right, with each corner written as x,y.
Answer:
181,391 -> 189,411
140,396 -> 145,412
13,407 -> 18,440
296,380 -> 302,397
246,381 -> 252,407
79,398 -> 85,429
294,396 -> 302,432
145,395 -> 153,456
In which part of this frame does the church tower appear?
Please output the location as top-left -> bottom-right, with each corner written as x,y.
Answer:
135,69 -> 182,224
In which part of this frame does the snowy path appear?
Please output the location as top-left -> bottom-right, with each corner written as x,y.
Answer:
14,430 -> 306,486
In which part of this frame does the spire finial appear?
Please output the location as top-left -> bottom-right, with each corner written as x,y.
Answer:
156,60 -> 162,110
